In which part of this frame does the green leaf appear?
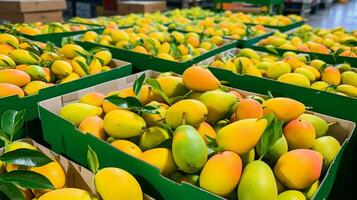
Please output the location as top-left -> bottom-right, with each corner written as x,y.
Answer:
87,146 -> 99,174
105,96 -> 142,110
267,91 -> 274,99
44,42 -> 57,53
0,149 -> 52,167
0,170 -> 54,190
1,110 -> 25,141
0,182 -> 25,200
342,39 -> 357,47
133,73 -> 146,97
75,60 -> 90,75
169,42 -> 179,59
256,113 -> 283,159
146,78 -> 171,104
265,46 -> 279,56
140,105 -> 159,114
61,37 -> 74,47
6,41 -> 18,49
89,46 -> 109,54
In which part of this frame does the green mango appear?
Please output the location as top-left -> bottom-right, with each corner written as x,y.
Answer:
298,114 -> 328,138
264,135 -> 288,165
24,65 -> 46,81
157,76 -> 189,98
341,71 -> 357,87
312,136 -> 341,170
278,190 -> 306,200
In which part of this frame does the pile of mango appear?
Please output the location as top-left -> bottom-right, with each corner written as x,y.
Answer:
59,66 -> 341,199
259,25 -> 357,57
0,33 -> 113,99
80,26 -> 227,62
1,22 -> 88,35
164,7 -> 215,19
221,11 -> 303,27
168,17 -> 267,40
210,48 -> 357,97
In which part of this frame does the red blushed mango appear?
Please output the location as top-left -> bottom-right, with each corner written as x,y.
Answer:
322,67 -> 341,86
274,149 -> 323,190
0,69 -> 31,87
199,151 -> 242,197
236,99 -> 263,120
79,92 -> 105,107
0,83 -> 24,98
78,116 -> 107,140
262,97 -> 305,122
197,122 -> 216,144
284,119 -> 316,150
182,66 -> 220,92
228,90 -> 244,100
120,85 -> 162,104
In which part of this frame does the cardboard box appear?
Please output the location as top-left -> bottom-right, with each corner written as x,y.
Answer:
0,0 -> 66,13
117,1 -> 166,15
0,10 -> 63,23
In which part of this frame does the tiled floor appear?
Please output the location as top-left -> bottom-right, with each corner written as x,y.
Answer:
308,0 -> 357,31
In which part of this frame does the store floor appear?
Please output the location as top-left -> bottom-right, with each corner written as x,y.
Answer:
308,0 -> 357,31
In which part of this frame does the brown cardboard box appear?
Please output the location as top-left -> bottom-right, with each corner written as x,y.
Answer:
117,1 -> 166,15
0,10 -> 63,23
0,0 -> 66,13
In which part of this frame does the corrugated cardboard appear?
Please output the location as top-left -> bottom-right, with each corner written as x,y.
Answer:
0,10 -> 63,23
117,1 -> 166,15
0,0 -> 67,13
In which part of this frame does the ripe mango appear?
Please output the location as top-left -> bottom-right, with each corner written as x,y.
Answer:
139,126 -> 170,150
312,136 -> 340,170
266,61 -> 291,79
265,135 -> 288,165
284,119 -> 316,149
310,59 -> 326,71
60,44 -> 85,59
302,65 -> 321,79
120,85 -> 161,105
111,140 -> 142,158
341,71 -> 357,87
304,180 -> 319,199
277,73 -> 310,87
199,151 -> 242,196
79,92 -> 105,107
51,60 -> 73,77
172,125 -> 208,174
262,97 -> 305,122
60,73 -> 80,83
335,63 -> 351,73
24,81 -> 50,95
142,101 -> 169,126
238,160 -> 278,200
103,110 -> 146,138
182,66 -> 220,92
10,49 -> 40,65
141,148 -> 176,176
199,90 -> 237,123
282,56 -> 304,70
196,122 -> 216,144
216,118 -> 267,154
298,114 -> 328,137
0,54 -> 16,69
0,83 -> 24,98
294,67 -> 315,82
336,84 -> 357,97
38,188 -> 94,200
60,103 -> 103,126
24,65 -> 46,81
274,149 -> 323,189
236,98 -> 263,120
157,76 -> 188,98
238,48 -> 260,60
165,99 -> 207,128
78,116 -> 106,140
278,190 -> 306,200
31,161 -> 66,189
95,167 -> 143,200
71,56 -> 89,77
322,67 -> 340,86
311,81 -> 329,91
0,69 -> 31,87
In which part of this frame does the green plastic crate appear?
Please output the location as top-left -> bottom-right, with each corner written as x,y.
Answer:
38,71 -> 356,200
246,20 -> 305,32
73,35 -> 237,74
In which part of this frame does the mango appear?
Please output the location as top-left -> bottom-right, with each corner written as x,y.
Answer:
312,136 -> 341,170
111,140 -> 142,158
60,44 -> 85,59
94,50 -> 112,66
341,71 -> 357,87
266,61 -> 291,79
172,125 -> 208,173
24,81 -> 50,95
238,160 -> 278,200
274,149 -> 323,189
95,167 -> 143,200
294,67 -> 316,82
302,65 -> 321,79
336,84 -> 357,97
284,119 -> 316,149
60,73 -> 80,83
0,54 -> 16,69
238,48 -> 260,60
139,126 -> 170,150
31,161 -> 66,189
103,110 -> 146,138
141,148 -> 176,176
38,188 -> 93,200
51,60 -> 73,77
322,67 -> 340,86
157,76 -> 188,98
310,60 -> 326,71
78,116 -> 106,140
89,57 -> 103,74
24,65 -> 46,81
79,92 -> 105,107
0,69 -> 31,86
199,151 -> 242,196
282,56 -> 304,70
238,57 -> 262,77
165,99 -> 207,128
236,98 -> 263,120
71,56 -> 89,77
120,85 -> 161,105
304,180 -> 319,199
265,135 -> 288,165
142,101 -> 169,126
199,90 -> 237,123
10,49 -> 40,65
217,118 -> 267,154
278,190 -> 306,200
0,33 -> 19,46
277,73 -> 310,87
0,83 -> 24,98
182,66 -> 220,92
298,114 -> 328,137
335,63 -> 351,73
311,81 -> 329,91
263,97 -> 305,122
60,103 -> 103,126
196,122 -> 216,144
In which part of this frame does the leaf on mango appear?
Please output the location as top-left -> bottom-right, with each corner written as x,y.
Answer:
0,170 -> 55,190
0,181 -> 25,200
105,95 -> 142,110
1,110 -> 25,141
146,78 -> 171,104
133,73 -> 146,97
87,146 -> 99,174
0,148 -> 52,167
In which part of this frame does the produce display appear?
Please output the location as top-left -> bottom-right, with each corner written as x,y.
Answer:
58,66 -> 342,199
0,110 -> 144,200
0,33 -> 114,99
0,22 -> 89,35
209,48 -> 357,97
258,25 -> 357,57
164,7 -> 215,19
79,27 -> 229,62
